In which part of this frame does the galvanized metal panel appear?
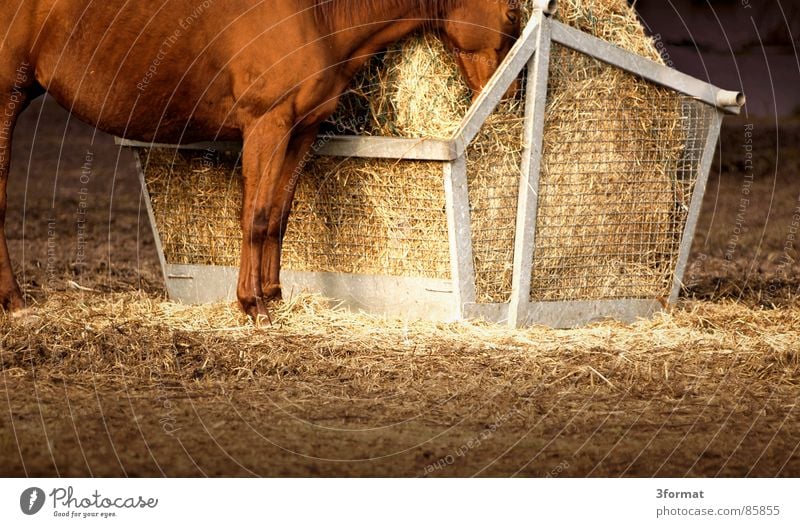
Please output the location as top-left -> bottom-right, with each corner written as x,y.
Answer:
468,299 -> 663,328
284,270 -> 458,321
462,303 -> 510,325
443,157 -> 477,312
508,16 -> 552,328
522,299 -> 664,328
550,21 -> 744,115
164,264 -> 239,304
317,135 -> 455,161
165,263 -> 661,328
164,264 -> 460,322
116,135 -> 455,161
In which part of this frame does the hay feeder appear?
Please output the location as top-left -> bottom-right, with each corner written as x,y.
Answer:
118,4 -> 744,328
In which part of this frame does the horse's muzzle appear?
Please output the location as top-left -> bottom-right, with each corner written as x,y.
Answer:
470,78 -> 521,105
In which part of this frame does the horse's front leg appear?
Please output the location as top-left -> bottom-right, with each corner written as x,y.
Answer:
260,127 -> 320,299
0,69 -> 36,313
237,113 -> 291,320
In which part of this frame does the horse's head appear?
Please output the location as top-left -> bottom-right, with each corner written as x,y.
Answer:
440,0 -> 524,101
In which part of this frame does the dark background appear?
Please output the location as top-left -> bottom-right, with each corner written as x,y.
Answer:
636,0 -> 799,118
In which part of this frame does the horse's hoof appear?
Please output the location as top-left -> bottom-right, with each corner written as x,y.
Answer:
1,292 -> 26,314
262,284 -> 282,301
240,297 -> 272,326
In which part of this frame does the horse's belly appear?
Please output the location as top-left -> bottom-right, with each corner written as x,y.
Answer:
27,0 -> 332,143
37,56 -> 241,144
30,3 -> 249,143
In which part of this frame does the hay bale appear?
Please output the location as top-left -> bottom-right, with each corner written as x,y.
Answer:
532,44 -> 688,302
328,0 -> 687,302
142,148 -> 451,278
143,148 -> 242,267
143,0 -> 691,305
527,2 -> 689,302
284,156 -> 451,279
330,36 -> 527,303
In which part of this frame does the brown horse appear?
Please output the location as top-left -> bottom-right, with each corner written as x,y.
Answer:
0,0 -> 521,319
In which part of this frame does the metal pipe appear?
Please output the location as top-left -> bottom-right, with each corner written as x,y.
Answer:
533,0 -> 558,15
716,90 -> 746,108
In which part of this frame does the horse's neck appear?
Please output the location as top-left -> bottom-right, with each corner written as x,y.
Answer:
324,0 -> 440,67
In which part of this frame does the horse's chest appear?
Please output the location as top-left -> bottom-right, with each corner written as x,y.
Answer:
293,68 -> 347,125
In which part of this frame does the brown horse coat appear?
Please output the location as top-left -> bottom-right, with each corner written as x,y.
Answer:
0,0 -> 520,318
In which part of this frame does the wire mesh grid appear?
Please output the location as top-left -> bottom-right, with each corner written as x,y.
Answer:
466,83 -> 527,304
529,44 -> 716,302
142,148 -> 242,267
141,148 -> 452,279
284,156 -> 451,278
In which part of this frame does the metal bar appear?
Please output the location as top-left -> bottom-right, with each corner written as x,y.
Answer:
114,137 -> 243,152
462,303 -> 510,325
163,264 -> 459,322
131,149 -> 171,292
508,16 -> 552,328
443,156 -> 477,315
669,109 -> 723,304
550,21 -> 745,115
115,135 -> 456,161
451,11 -> 544,155
317,135 -> 455,160
537,0 -> 559,15
522,299 -> 663,328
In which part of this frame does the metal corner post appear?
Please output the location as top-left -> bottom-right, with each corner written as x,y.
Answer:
508,16 -> 552,328
443,156 -> 477,318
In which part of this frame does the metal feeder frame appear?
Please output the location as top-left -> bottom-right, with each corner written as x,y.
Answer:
118,6 -> 744,328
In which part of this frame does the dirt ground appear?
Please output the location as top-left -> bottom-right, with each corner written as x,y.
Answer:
0,97 -> 798,477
